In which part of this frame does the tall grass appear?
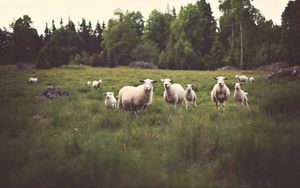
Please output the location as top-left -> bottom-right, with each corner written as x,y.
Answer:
0,65 -> 299,187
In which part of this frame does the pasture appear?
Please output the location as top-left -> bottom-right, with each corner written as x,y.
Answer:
0,65 -> 300,187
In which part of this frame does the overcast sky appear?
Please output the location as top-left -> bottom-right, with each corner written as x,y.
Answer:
0,0 -> 290,35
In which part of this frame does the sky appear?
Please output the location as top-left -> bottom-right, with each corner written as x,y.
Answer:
0,0 -> 290,35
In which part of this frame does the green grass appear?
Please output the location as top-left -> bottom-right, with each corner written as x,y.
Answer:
0,65 -> 300,187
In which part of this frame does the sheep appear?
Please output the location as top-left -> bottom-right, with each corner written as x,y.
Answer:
118,79 -> 156,115
249,76 -> 255,83
92,80 -> 102,88
87,81 -> 92,86
103,92 -> 117,108
28,77 -> 38,83
184,84 -> 198,109
235,75 -> 249,83
161,78 -> 185,108
211,76 -> 230,110
233,82 -> 249,109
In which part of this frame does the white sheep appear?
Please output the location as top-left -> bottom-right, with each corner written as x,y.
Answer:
118,79 -> 156,115
233,82 -> 249,109
103,92 -> 117,108
161,78 -> 185,108
87,81 -> 92,86
249,77 -> 255,83
92,80 -> 102,88
184,84 -> 197,109
235,75 -> 249,83
211,76 -> 230,110
28,77 -> 38,83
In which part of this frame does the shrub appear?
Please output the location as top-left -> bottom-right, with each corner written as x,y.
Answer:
90,51 -> 106,67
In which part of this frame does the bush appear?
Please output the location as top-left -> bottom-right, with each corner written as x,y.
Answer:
69,51 -> 90,65
90,51 -> 106,67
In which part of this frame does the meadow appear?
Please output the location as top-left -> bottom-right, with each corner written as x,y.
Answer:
0,65 -> 300,187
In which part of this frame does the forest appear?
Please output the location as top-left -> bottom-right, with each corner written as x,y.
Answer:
0,0 -> 299,70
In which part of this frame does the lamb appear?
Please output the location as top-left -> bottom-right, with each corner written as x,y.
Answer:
28,77 -> 38,83
233,82 -> 249,109
211,76 -> 230,110
87,81 -> 92,86
184,84 -> 197,109
235,75 -> 249,83
92,80 -> 102,88
161,78 -> 185,108
118,79 -> 156,115
103,92 -> 117,108
249,77 -> 255,83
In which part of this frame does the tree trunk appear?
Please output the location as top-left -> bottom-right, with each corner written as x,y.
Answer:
240,22 -> 244,70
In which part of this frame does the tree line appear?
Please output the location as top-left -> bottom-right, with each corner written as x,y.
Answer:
0,0 -> 299,70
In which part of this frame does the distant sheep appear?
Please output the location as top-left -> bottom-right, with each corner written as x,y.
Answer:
161,78 -> 185,108
92,80 -> 102,88
211,76 -> 230,110
233,82 -> 249,109
184,84 -> 197,109
28,77 -> 38,83
249,77 -> 255,83
118,79 -> 156,115
87,81 -> 92,86
235,75 -> 249,83
103,92 -> 117,108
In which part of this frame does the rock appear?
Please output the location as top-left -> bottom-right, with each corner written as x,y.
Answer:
129,61 -> 158,69
265,62 -> 300,79
218,65 -> 238,70
41,86 -> 70,99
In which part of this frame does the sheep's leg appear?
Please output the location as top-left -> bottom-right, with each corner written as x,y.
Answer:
245,100 -> 249,109
194,100 -> 198,107
185,101 -> 188,110
222,102 -> 226,111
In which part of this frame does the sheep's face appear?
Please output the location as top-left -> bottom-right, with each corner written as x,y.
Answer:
186,84 -> 194,92
161,78 -> 173,89
103,92 -> 114,99
140,79 -> 156,92
214,76 -> 228,87
234,82 -> 242,90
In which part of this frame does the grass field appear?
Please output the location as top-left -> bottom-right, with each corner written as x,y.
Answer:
0,65 -> 300,187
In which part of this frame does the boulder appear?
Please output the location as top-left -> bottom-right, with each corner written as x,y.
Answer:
129,61 -> 158,69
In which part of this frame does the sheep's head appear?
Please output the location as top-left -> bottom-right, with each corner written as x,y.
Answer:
99,80 -> 102,83
103,92 -> 114,99
161,78 -> 173,89
214,76 -> 228,87
140,79 -> 156,92
235,75 -> 239,79
234,82 -> 242,90
186,84 -> 194,92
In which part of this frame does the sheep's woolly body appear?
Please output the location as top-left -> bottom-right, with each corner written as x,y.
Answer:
233,83 -> 249,109
92,80 -> 102,88
236,75 -> 249,82
104,92 -> 117,108
28,77 -> 38,83
118,80 -> 155,113
184,85 -> 197,109
163,84 -> 185,105
211,82 -> 230,111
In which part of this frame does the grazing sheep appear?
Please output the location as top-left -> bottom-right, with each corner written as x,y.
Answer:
211,76 -> 230,110
184,84 -> 197,109
235,75 -> 249,83
118,79 -> 156,115
161,78 -> 185,108
249,77 -> 255,83
87,81 -> 92,86
92,80 -> 102,88
103,92 -> 117,108
233,82 -> 249,109
28,77 -> 38,83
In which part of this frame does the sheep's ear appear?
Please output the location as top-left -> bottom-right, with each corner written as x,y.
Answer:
140,80 -> 145,83
151,80 -> 157,83
240,82 -> 243,86
213,77 -> 217,80
103,93 -> 107,96
170,80 -> 173,83
224,77 -> 228,80
161,79 -> 164,82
